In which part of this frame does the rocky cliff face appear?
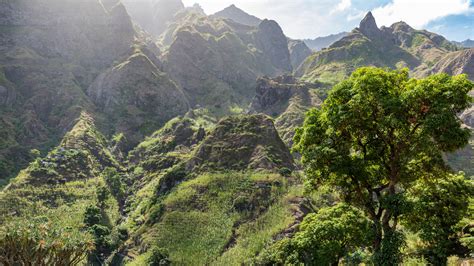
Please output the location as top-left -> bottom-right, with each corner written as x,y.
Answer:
288,39 -> 313,69
250,75 -> 322,145
1,0 -> 134,66
162,13 -> 292,110
256,20 -> 293,73
0,0 -> 136,180
87,46 -> 189,146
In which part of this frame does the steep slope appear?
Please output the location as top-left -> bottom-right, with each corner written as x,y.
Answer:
113,113 -> 301,265
303,32 -> 348,51
212,4 -> 262,26
0,0 -> 136,182
189,114 -> 295,171
87,45 -> 190,147
288,39 -> 313,69
161,12 -> 292,111
0,112 -> 121,227
297,12 -> 461,85
249,75 -> 323,146
428,48 -> 474,79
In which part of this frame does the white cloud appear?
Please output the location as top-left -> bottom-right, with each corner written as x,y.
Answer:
330,0 -> 352,14
372,0 -> 472,29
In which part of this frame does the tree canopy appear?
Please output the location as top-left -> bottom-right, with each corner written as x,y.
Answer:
293,67 -> 473,263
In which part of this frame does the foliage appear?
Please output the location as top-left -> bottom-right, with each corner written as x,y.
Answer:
403,173 -> 474,264
129,171 -> 294,265
293,67 -> 473,263
0,217 -> 93,265
83,204 -> 113,265
256,203 -> 372,265
102,167 -> 126,202
147,247 -> 171,266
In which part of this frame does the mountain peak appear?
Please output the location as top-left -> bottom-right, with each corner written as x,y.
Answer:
359,11 -> 381,38
212,4 -> 262,26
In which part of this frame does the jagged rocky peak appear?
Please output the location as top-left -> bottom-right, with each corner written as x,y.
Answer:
257,19 -> 293,72
212,4 -> 262,26
358,11 -> 382,38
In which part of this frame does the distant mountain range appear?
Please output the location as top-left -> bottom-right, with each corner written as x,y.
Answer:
453,39 -> 474,48
303,32 -> 349,51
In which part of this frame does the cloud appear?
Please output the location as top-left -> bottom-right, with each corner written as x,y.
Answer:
330,0 -> 352,14
372,0 -> 472,28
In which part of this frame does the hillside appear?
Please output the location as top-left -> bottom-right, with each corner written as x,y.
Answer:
0,0 -> 135,182
297,12 -> 461,84
0,1 -> 473,265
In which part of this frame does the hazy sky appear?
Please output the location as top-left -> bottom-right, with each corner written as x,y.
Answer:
181,0 -> 474,41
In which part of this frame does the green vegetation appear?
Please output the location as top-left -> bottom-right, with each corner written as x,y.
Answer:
0,217 -> 93,265
256,203 -> 372,265
294,67 -> 473,264
122,171 -> 301,265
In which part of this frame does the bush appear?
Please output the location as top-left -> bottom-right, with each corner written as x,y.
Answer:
278,167 -> 292,177
148,247 -> 171,266
0,218 -> 93,265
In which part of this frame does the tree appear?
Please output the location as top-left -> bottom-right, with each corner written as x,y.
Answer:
0,218 -> 93,265
293,67 -> 472,263
256,204 -> 372,265
403,173 -> 474,264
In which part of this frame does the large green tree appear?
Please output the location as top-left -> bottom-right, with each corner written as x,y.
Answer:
293,67 -> 472,263
256,203 -> 372,265
403,173 -> 474,264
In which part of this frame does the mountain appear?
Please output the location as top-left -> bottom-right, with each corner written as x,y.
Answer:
212,4 -> 262,26
297,12 -> 461,84
249,75 -> 323,145
87,45 -> 190,147
0,2 -> 473,265
0,0 -> 135,182
288,39 -> 313,69
160,12 -> 292,110
303,32 -> 348,51
429,48 -> 474,79
453,39 -> 474,48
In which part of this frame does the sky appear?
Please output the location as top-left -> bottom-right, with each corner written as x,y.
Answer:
181,0 -> 474,41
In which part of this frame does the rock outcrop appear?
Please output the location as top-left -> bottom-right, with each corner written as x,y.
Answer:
256,20 -> 293,73
288,39 -> 313,69
250,75 -> 322,145
189,114 -> 294,171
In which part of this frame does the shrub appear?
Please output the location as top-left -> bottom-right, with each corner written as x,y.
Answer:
0,218 -> 93,265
